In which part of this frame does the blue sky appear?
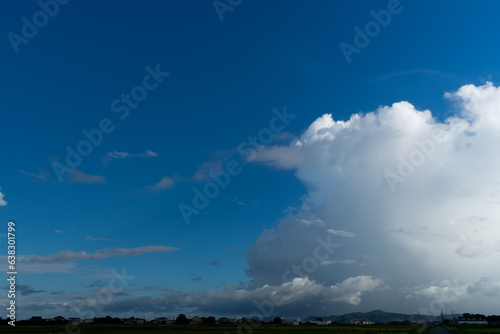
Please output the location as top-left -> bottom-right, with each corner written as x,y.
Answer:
2,0 -> 500,320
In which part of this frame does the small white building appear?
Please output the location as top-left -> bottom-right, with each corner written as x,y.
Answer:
281,318 -> 301,325
151,317 -> 169,325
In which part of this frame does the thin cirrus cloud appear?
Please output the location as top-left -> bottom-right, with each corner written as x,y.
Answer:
85,236 -> 114,241
102,150 -> 158,165
66,168 -> 106,184
18,169 -> 49,181
12,245 -> 179,273
321,259 -> 357,266
18,168 -> 103,184
17,284 -> 47,296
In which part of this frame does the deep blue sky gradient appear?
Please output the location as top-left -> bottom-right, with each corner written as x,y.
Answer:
1,0 -> 500,318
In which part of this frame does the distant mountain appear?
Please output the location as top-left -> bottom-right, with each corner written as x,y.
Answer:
307,310 -> 455,323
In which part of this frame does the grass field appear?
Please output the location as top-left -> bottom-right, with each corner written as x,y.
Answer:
0,324 -> 437,334
445,327 -> 500,334
2,325 -> 500,334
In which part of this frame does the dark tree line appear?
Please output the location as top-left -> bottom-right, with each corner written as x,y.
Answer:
175,314 -> 216,325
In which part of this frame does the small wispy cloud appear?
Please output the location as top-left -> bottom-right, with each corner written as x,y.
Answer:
194,160 -> 224,182
327,229 -> 357,238
145,176 -> 175,191
229,198 -> 259,209
206,260 -> 220,266
0,188 -> 7,207
133,284 -> 172,292
373,68 -> 456,82
229,197 -> 247,206
85,236 -> 114,241
273,131 -> 296,142
84,280 -> 106,288
54,229 -> 63,234
67,169 -> 106,184
190,273 -> 202,282
17,284 -> 46,296
321,259 -> 357,266
18,169 -> 49,181
300,219 -> 326,227
102,150 -> 158,165
224,282 -> 246,290
13,245 -> 179,273
193,149 -> 235,182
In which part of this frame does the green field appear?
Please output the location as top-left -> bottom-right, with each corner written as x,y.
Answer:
2,325 -> 500,334
445,327 -> 500,334
0,324 -> 435,334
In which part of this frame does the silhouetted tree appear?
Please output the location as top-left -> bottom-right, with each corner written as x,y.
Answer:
272,317 -> 282,324
206,316 -> 216,325
487,315 -> 500,326
175,314 -> 189,325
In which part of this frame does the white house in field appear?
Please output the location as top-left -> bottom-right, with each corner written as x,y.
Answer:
281,318 -> 301,325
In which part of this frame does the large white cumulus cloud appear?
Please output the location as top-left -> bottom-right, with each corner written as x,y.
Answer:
246,83 -> 500,314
